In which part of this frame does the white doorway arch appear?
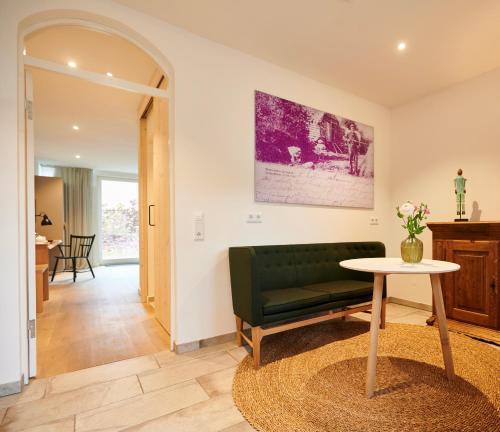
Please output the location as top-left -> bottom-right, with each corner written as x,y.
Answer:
17,10 -> 176,381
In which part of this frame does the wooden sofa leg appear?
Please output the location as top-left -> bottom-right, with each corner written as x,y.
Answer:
380,298 -> 387,329
251,326 -> 262,369
235,315 -> 243,346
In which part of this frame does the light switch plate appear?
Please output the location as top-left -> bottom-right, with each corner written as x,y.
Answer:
194,212 -> 204,240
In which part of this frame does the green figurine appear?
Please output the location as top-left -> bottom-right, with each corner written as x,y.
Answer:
454,169 -> 466,216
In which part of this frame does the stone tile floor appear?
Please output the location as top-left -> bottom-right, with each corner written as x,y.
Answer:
0,304 -> 430,431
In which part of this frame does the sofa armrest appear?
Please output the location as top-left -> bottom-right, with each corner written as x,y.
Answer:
229,247 -> 263,326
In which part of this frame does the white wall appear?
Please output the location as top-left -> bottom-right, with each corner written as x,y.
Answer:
0,0 -> 393,386
172,34 -> 393,343
388,68 -> 500,305
0,2 -> 23,390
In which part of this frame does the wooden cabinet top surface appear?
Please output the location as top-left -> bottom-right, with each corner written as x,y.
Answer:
427,221 -> 500,240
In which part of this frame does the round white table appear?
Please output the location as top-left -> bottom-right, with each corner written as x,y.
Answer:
340,257 -> 460,398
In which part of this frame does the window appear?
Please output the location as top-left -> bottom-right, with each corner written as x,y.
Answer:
99,178 -> 139,262
38,164 -> 56,177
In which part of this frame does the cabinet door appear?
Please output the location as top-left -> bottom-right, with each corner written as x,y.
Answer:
445,240 -> 498,328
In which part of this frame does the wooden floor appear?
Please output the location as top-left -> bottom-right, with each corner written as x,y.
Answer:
36,264 -> 170,378
432,318 -> 500,346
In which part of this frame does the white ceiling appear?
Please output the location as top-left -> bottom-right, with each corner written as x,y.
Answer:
115,0 -> 500,107
25,26 -> 160,173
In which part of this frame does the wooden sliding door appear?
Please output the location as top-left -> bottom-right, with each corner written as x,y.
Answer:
139,77 -> 170,334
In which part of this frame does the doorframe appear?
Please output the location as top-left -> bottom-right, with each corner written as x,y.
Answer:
17,13 -> 177,381
24,69 -> 36,380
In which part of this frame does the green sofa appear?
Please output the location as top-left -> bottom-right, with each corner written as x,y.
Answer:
229,242 -> 386,367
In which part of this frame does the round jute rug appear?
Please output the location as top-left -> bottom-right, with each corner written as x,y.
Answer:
233,321 -> 500,432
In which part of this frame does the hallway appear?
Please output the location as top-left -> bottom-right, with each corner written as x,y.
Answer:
37,265 -> 169,377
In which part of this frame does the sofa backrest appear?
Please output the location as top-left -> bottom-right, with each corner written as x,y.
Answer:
252,245 -> 298,291
251,242 -> 385,290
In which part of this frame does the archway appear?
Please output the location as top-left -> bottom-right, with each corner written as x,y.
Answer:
17,10 -> 176,381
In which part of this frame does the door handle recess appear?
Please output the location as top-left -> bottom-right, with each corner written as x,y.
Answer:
148,205 -> 155,226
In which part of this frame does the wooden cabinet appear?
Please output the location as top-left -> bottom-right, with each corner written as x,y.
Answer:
35,176 -> 64,241
428,222 -> 500,330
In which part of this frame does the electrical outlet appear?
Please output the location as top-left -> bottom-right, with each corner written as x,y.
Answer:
247,212 -> 262,223
369,217 -> 379,225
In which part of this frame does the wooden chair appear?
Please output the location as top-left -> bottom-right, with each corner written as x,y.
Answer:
51,234 -> 96,283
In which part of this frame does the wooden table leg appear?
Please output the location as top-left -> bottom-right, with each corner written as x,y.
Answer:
430,273 -> 455,380
366,273 -> 384,398
36,269 -> 44,314
380,297 -> 387,329
43,268 -> 49,301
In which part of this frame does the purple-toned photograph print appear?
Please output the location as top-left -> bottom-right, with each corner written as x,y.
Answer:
255,91 -> 374,208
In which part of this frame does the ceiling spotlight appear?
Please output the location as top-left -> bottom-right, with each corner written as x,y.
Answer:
75,155 -> 81,159
72,125 -> 80,130
106,72 -> 113,77
67,60 -> 77,68
397,41 -> 407,51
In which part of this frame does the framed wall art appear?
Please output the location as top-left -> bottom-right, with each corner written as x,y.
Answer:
255,90 -> 374,208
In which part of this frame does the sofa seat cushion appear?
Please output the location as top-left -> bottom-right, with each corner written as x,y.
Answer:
303,280 -> 374,301
261,287 -> 330,316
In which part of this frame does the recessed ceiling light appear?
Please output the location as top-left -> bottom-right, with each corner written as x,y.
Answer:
106,72 -> 113,77
75,155 -> 81,159
72,125 -> 80,130
397,41 -> 407,51
67,60 -> 77,68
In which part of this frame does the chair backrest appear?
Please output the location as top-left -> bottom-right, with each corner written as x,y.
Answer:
69,234 -> 95,258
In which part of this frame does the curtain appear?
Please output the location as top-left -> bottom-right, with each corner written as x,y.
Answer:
54,167 -> 98,268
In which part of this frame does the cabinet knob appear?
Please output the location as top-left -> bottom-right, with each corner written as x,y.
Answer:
492,279 -> 497,292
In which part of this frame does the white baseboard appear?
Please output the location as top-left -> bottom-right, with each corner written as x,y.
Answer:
174,332 -> 237,354
387,296 -> 432,312
0,374 -> 24,397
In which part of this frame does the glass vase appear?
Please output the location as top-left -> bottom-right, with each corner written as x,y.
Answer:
400,235 -> 423,263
